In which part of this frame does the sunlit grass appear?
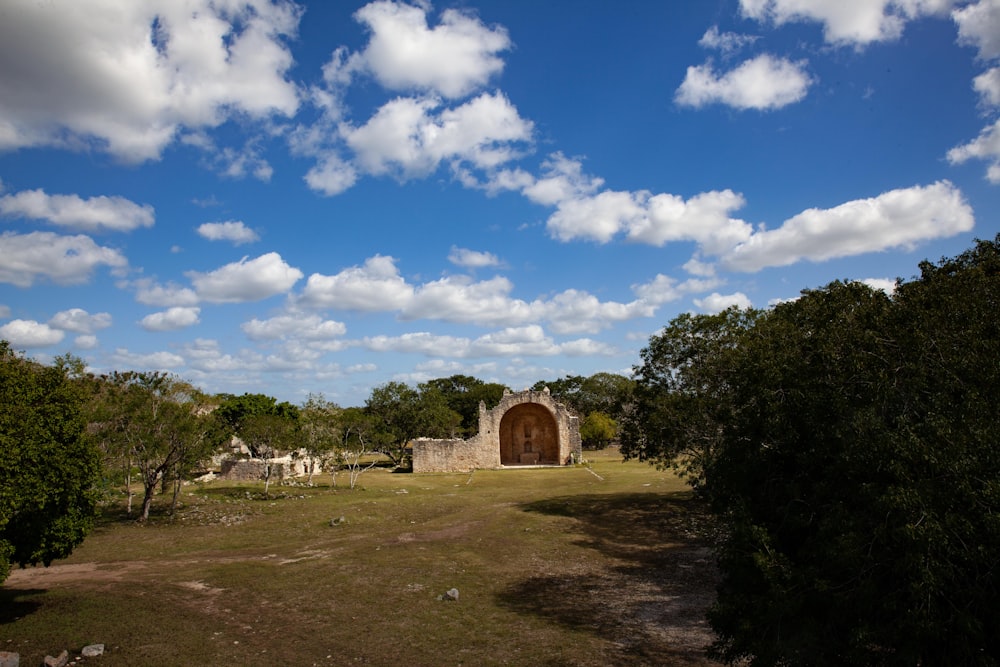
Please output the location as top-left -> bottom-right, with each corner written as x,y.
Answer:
2,450 -> 718,666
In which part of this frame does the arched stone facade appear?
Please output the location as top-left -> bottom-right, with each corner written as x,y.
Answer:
411,388 -> 582,473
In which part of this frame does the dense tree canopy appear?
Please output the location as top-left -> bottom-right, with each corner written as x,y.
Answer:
623,236 -> 1000,665
0,343 -> 100,583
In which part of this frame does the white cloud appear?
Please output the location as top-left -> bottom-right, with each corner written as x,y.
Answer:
0,189 -> 154,232
350,0 -> 511,98
0,319 -> 65,347
299,255 -> 414,310
862,277 -> 898,293
632,274 -> 726,306
948,119 -> 1000,183
676,54 -> 813,110
739,0 -> 957,46
522,153 -> 603,207
0,0 -> 301,161
0,305 -> 9,319
694,292 -> 753,313
722,181 -> 974,271
132,279 -> 200,307
953,0 -> 1000,61
973,67 -> 1000,107
448,246 -> 501,268
140,307 -> 201,332
304,155 -> 359,196
196,221 -> 260,245
699,26 -> 759,53
242,313 -> 347,341
629,190 -> 752,254
75,334 -> 99,349
362,325 -> 614,360
188,252 -> 303,303
342,92 -> 532,179
110,348 -> 186,370
0,231 -> 127,287
546,190 -> 646,244
299,253 -> 660,333
49,308 -> 112,333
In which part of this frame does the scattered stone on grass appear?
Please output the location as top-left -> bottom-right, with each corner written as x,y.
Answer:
0,650 -> 18,667
43,650 -> 68,667
330,516 -> 346,526
438,588 -> 459,601
81,644 -> 104,657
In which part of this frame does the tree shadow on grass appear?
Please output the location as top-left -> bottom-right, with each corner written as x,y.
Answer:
0,587 -> 44,624
497,492 -> 721,666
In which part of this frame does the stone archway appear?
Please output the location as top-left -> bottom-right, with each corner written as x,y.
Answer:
499,402 -> 558,465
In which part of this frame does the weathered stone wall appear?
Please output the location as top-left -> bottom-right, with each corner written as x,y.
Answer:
410,435 -> 495,473
411,388 -> 582,473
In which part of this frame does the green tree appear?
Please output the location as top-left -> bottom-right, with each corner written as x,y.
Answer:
96,372 -> 222,521
627,236 -> 1000,665
420,375 -> 507,435
300,393 -> 341,486
579,411 -> 617,449
365,381 -> 461,467
0,342 -> 100,583
619,307 -> 761,491
216,392 -> 300,496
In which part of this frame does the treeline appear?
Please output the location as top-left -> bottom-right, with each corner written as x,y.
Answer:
0,344 -> 632,583
621,235 -> 1000,665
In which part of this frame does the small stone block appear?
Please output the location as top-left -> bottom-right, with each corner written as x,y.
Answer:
43,650 -> 68,667
0,650 -> 19,667
81,645 -> 105,658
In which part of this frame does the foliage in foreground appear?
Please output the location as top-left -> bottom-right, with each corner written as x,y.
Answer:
0,343 -> 100,584
622,235 -> 1000,665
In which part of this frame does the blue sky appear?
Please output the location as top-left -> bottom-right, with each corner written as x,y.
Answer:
1,0 -> 998,407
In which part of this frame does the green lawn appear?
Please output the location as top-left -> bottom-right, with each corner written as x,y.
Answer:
1,450 -> 720,666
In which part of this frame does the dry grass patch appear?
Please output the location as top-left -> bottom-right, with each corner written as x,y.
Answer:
2,450 -> 720,666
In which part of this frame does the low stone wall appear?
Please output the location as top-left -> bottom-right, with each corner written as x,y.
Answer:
219,458 -> 288,482
411,435 -> 495,473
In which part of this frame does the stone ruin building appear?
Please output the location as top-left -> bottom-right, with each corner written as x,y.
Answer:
411,387 -> 582,473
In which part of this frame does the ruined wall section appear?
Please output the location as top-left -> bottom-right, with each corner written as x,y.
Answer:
409,435 -> 494,473
411,388 -> 582,473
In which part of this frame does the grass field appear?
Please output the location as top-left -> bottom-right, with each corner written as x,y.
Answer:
2,449 -> 720,666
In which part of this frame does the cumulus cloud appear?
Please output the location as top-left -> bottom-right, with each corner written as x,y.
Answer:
676,54 -> 813,110
722,181 -> 974,271
304,155 -> 359,196
973,67 -> 1000,107
0,231 -> 127,286
0,189 -> 155,232
530,156 -> 753,252
0,319 -> 65,347
140,307 -> 201,332
362,325 -> 615,359
739,0 -> 957,46
188,252 -> 303,303
342,92 -> 533,179
299,255 -> 414,310
0,0 -> 301,161
953,0 -> 1000,60
131,279 -> 200,307
49,308 -> 112,333
694,292 -> 753,313
196,221 -> 260,245
110,348 -> 186,370
948,119 -> 1000,183
448,246 -> 501,268
699,26 -> 759,53
948,1 -> 1000,182
298,252 -> 674,334
242,313 -> 347,341
347,0 -> 511,98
